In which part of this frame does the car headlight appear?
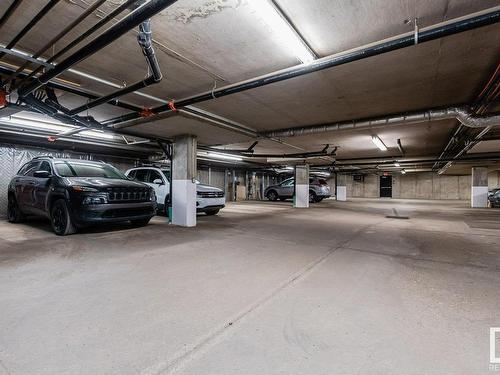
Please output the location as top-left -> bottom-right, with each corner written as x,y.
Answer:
82,194 -> 108,205
149,189 -> 156,202
73,185 -> 98,192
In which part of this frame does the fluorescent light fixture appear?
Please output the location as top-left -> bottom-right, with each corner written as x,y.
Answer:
394,162 -> 401,167
401,169 -> 406,174
206,152 -> 243,161
371,135 -> 388,151
313,171 -> 331,177
1,115 -> 69,132
249,0 -> 315,64
80,130 -> 115,140
1,115 -> 115,140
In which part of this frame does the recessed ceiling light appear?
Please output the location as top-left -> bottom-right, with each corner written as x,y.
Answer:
394,162 -> 401,167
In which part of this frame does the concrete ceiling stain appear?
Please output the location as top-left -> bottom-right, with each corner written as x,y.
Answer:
166,0 -> 242,24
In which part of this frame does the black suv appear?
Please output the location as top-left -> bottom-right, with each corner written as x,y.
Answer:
7,157 -> 157,235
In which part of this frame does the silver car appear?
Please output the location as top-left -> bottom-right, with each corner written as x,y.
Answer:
264,177 -> 331,203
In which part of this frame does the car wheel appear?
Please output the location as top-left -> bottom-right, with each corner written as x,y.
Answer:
131,218 -> 151,227
7,195 -> 25,223
51,199 -> 76,236
309,191 -> 317,203
267,190 -> 278,201
316,197 -> 324,203
205,209 -> 220,216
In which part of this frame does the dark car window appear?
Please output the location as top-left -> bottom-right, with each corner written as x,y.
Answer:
127,170 -> 136,180
148,170 -> 163,183
38,161 -> 52,174
281,178 -> 294,187
161,169 -> 171,182
495,190 -> 500,198
54,161 -> 127,179
134,169 -> 148,182
17,162 -> 31,175
18,161 -> 40,176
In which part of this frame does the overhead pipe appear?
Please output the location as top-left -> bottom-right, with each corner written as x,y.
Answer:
18,0 -> 179,97
197,145 -> 333,159
0,0 -> 61,59
262,106 -> 500,138
0,46 -> 52,68
0,65 -> 141,113
436,64 -> 500,173
0,0 -> 23,29
335,153 -> 500,165
102,8 -> 500,127
68,18 -> 162,115
7,0 -> 107,84
20,0 -> 137,86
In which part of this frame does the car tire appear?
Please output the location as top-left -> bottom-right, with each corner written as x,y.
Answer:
267,190 -> 278,201
131,218 -> 151,227
205,209 -> 220,216
7,195 -> 25,223
51,199 -> 76,236
316,197 -> 324,203
309,191 -> 317,203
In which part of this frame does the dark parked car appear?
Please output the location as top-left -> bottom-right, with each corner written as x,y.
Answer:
7,157 -> 157,235
264,177 -> 331,203
488,189 -> 500,208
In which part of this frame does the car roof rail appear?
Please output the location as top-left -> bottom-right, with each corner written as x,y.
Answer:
137,163 -> 167,168
33,155 -> 53,159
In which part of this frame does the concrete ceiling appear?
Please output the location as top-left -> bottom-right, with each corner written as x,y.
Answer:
1,0 -> 499,169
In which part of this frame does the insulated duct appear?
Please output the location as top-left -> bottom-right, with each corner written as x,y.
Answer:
262,107 -> 500,138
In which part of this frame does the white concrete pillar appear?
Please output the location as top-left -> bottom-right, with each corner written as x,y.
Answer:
336,173 -> 347,201
294,164 -> 309,208
172,135 -> 197,227
471,167 -> 488,208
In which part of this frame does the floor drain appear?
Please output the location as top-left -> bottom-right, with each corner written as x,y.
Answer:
386,208 -> 409,220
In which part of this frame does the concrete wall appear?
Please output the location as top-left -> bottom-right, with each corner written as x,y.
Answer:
327,171 -> 500,200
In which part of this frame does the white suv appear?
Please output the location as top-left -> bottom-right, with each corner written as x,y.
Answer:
125,167 -> 225,216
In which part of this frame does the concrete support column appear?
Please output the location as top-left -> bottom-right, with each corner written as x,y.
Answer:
471,167 -> 488,208
336,173 -> 347,201
294,164 -> 309,208
172,135 -> 197,227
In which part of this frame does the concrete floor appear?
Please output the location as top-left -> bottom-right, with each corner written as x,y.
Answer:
0,199 -> 499,375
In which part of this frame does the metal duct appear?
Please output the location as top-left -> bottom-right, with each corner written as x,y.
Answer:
262,107 -> 500,138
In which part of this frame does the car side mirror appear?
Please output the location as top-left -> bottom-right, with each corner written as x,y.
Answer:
153,179 -> 164,185
34,170 -> 51,178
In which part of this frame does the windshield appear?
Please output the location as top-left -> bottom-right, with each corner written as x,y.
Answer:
54,161 -> 128,179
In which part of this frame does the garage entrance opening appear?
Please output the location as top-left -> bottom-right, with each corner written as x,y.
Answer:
380,175 -> 392,198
